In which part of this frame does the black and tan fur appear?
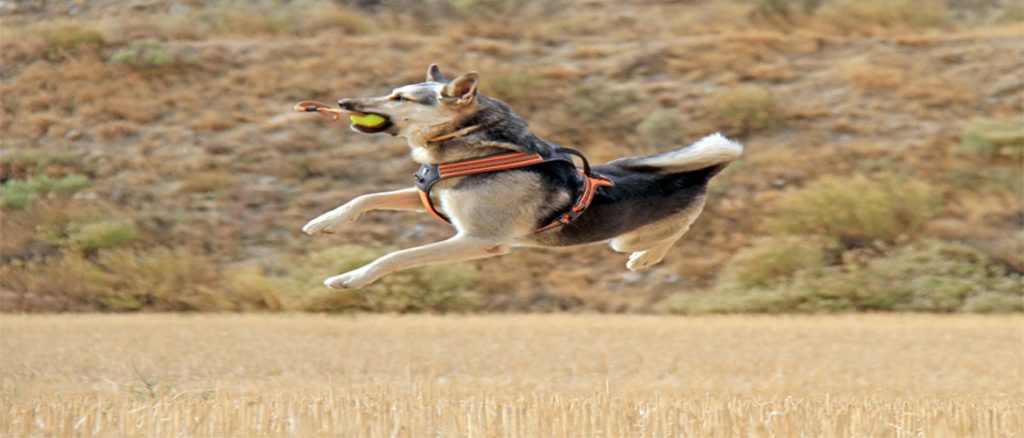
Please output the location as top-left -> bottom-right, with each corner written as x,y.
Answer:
302,65 -> 743,289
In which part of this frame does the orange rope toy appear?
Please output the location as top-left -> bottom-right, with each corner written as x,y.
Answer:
293,100 -> 352,122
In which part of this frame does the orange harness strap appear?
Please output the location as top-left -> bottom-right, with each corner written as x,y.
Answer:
414,150 -> 613,233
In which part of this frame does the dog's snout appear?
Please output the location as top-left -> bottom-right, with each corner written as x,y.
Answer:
337,98 -> 356,110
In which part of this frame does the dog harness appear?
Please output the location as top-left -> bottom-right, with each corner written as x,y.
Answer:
290,102 -> 613,233
414,146 -> 613,233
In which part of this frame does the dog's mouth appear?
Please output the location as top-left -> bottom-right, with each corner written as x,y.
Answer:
348,111 -> 393,134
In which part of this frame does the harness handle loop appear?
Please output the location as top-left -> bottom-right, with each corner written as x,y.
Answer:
553,146 -> 593,177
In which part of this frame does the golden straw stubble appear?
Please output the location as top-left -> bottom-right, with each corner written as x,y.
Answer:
1,314 -> 1020,437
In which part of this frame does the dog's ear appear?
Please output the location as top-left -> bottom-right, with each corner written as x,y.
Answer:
442,72 -> 479,106
426,64 -> 447,82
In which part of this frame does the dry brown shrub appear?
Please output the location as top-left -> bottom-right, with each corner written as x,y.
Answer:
742,62 -> 796,82
20,21 -> 106,59
21,113 -> 62,138
94,121 -> 139,141
179,172 -> 238,194
835,61 -> 906,90
901,75 -> 979,108
190,112 -> 234,132
79,96 -> 164,124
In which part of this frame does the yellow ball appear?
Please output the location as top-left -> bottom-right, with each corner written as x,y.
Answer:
349,113 -> 386,127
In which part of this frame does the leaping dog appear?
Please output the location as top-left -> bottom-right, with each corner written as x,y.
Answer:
302,65 -> 743,289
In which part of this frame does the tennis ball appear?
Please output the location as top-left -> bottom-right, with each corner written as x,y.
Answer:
349,113 -> 386,127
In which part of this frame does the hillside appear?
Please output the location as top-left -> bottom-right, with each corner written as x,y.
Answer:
1,0 -> 1021,312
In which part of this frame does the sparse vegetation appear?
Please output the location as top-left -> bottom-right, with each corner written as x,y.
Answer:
958,117 -> 1024,161
179,171 -> 238,194
0,174 -> 91,209
484,73 -> 551,113
566,83 -> 637,126
835,61 -> 906,91
715,236 -> 826,291
707,85 -> 779,135
1,248 -> 225,311
0,0 -> 1020,313
754,0 -> 823,19
110,38 -> 178,68
34,22 -> 105,56
67,219 -> 139,251
766,175 -> 938,247
636,108 -> 684,153
230,246 -> 478,313
199,1 -> 374,37
817,0 -> 949,34
664,240 -> 1022,314
0,244 -> 477,313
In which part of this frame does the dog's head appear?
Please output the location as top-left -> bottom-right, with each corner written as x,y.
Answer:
337,64 -> 480,138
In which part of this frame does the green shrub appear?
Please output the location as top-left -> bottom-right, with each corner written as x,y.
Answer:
281,246 -> 479,313
110,38 -> 178,68
707,85 -> 779,134
995,3 -> 1024,23
36,23 -> 105,55
957,117 -> 1024,161
636,109 -> 684,153
717,236 -> 827,291
0,186 -> 34,210
67,220 -> 139,251
448,0 -> 535,18
962,293 -> 1023,314
945,163 -> 1022,193
766,174 -> 938,247
661,240 -> 1022,314
795,241 -> 1020,312
752,0 -> 823,22
0,174 -> 91,209
0,248 -> 235,311
817,0 -> 949,34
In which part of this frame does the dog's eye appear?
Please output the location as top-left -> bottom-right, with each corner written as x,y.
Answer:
392,95 -> 408,103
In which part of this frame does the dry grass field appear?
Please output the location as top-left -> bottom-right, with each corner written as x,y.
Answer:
1,314 -> 1021,437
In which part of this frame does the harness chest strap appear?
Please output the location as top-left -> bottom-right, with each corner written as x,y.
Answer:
414,150 -> 613,233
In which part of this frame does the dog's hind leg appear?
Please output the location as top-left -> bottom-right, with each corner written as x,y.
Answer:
323,235 -> 509,289
626,239 -> 678,271
303,187 -> 423,235
610,196 -> 706,271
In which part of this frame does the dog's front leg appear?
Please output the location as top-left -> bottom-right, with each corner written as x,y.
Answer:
303,187 -> 422,235
324,235 -> 509,289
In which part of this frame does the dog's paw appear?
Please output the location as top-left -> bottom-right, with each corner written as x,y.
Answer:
626,250 -> 665,271
324,268 -> 377,290
302,206 -> 361,235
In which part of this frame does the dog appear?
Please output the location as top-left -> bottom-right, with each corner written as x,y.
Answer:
302,64 -> 743,289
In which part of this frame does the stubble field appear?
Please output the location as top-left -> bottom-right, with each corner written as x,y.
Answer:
1,314 -> 1021,437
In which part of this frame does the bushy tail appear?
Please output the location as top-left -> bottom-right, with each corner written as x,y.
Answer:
617,133 -> 743,173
